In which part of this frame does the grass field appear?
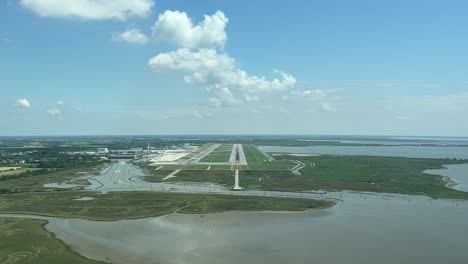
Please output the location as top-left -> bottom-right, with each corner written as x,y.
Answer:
0,168 -> 41,177
198,144 -> 233,163
265,155 -> 468,199
146,153 -> 468,199
178,144 -> 213,161
144,170 -> 270,189
0,217 -> 101,264
199,153 -> 231,163
214,144 -> 234,151
146,170 -> 234,185
0,164 -> 106,193
242,144 -> 294,170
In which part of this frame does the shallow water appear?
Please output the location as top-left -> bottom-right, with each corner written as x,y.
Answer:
425,164 -> 468,192
260,145 -> 468,159
2,192 -> 467,264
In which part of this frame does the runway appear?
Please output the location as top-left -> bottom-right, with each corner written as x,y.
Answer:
229,144 -> 247,167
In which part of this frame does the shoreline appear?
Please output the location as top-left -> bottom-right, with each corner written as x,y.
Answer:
0,203 -> 333,222
442,175 -> 459,188
2,187 -> 468,223
423,163 -> 468,192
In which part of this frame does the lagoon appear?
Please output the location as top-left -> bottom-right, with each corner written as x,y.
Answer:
2,191 -> 467,264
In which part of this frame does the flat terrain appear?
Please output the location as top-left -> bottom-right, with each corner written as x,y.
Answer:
147,152 -> 468,199
0,165 -> 105,193
199,153 -> 231,163
0,168 -> 40,177
253,155 -> 468,199
0,192 -> 333,221
243,144 -> 294,170
1,137 -> 467,263
199,144 -> 233,163
0,167 -> 21,172
0,217 -> 100,264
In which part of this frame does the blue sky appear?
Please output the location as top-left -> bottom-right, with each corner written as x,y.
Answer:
1,0 -> 468,136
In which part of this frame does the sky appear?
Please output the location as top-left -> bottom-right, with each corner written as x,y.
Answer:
1,0 -> 468,136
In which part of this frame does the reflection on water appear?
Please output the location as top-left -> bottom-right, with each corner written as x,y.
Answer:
259,145 -> 468,159
2,192 -> 467,264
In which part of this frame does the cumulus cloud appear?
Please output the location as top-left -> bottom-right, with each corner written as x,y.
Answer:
291,89 -> 326,99
47,107 -> 62,118
281,89 -> 340,113
56,100 -> 64,106
16,98 -> 31,108
20,0 -> 154,20
152,10 -> 228,48
148,48 -> 296,105
113,28 -> 149,44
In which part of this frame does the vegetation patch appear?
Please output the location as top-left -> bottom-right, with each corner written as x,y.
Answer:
0,192 -> 333,221
267,155 -> 468,199
0,217 -> 101,264
243,144 -> 294,170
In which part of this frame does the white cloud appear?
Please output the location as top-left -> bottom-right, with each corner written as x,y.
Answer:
113,28 -> 149,44
208,97 -> 221,108
152,10 -> 228,48
16,98 -> 31,108
291,89 -> 326,99
47,107 -> 62,118
192,110 -> 204,119
244,94 -> 260,102
56,100 -> 64,106
210,86 -> 240,106
20,0 -> 154,20
320,102 -> 336,112
281,89 -> 340,113
148,48 -> 296,104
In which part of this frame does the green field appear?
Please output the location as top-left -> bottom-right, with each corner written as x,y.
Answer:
214,144 -> 234,151
146,170 -> 234,185
199,153 -> 231,163
155,164 -> 232,171
0,164 -> 106,193
178,144 -> 213,161
198,144 -> 233,163
145,170 -> 270,189
242,144 -> 294,170
146,152 -> 468,200
0,217 -> 101,264
253,155 -> 468,199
